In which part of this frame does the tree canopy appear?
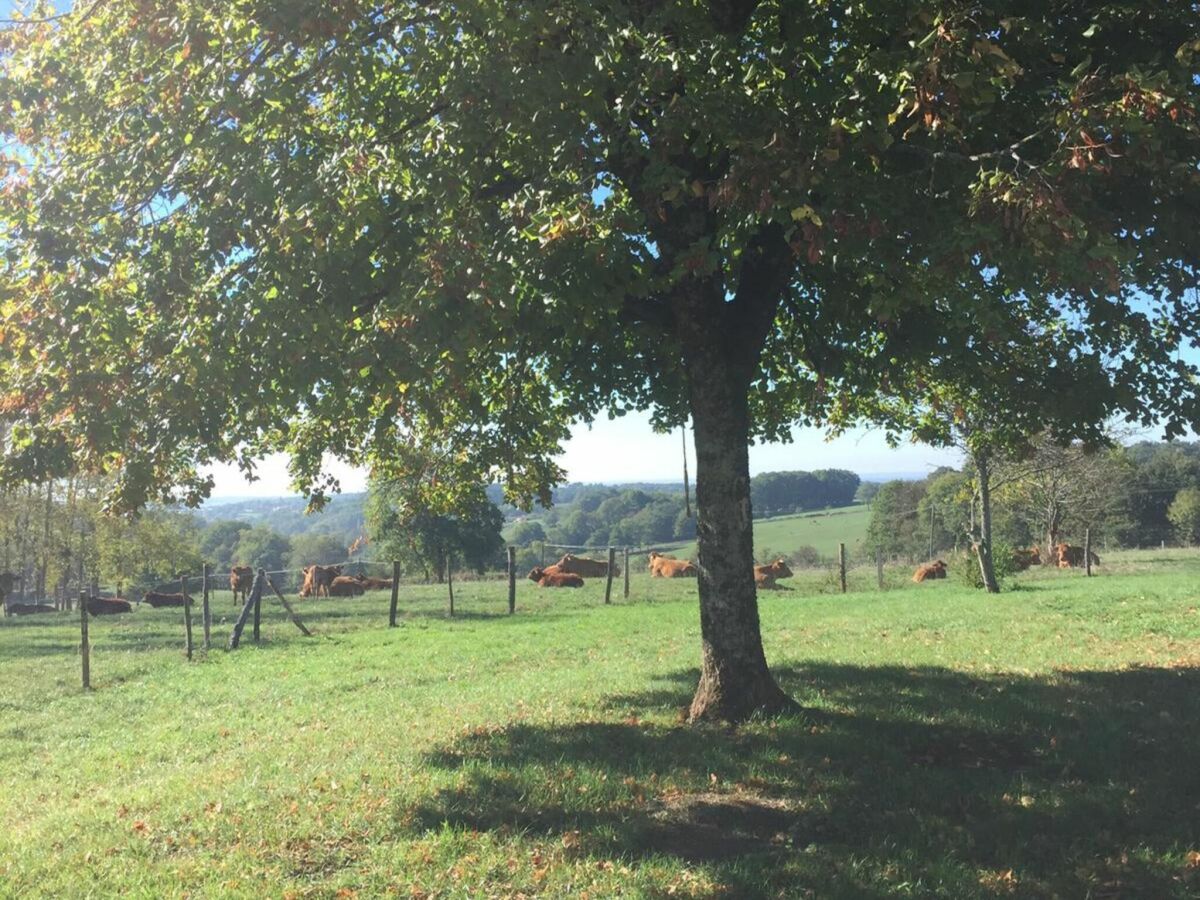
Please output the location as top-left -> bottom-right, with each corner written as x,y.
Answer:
2,0 -> 1198,719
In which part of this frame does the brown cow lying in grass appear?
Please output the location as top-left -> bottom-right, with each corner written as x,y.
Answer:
754,558 -> 794,589
1054,543 -> 1100,568
912,560 -> 948,583
7,602 -> 57,615
351,574 -> 394,590
528,566 -> 584,588
327,575 -> 365,597
141,591 -> 192,608
230,565 -> 254,605
301,564 -> 343,597
648,551 -> 698,578
1011,547 -> 1042,571
555,553 -> 618,578
86,596 -> 133,616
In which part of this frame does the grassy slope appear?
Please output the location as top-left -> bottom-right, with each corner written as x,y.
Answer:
674,504 -> 872,563
1,551 -> 1198,898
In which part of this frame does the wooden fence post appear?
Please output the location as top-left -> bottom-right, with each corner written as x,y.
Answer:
388,560 -> 400,627
875,547 -> 884,590
228,571 -> 264,650
838,543 -> 847,594
623,547 -> 630,599
264,574 -> 313,636
1085,527 -> 1093,577
79,590 -> 90,689
252,568 -> 263,642
201,563 -> 211,652
539,540 -> 546,567
181,574 -> 193,661
604,547 -> 615,605
507,546 -> 516,615
447,554 -> 455,618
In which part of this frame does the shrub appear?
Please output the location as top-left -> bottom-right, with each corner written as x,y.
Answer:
953,540 -> 1016,590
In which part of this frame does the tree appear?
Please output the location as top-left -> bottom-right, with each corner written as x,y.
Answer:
1167,487 -> 1200,546
365,478 -> 504,582
199,520 -> 252,571
2,4 -> 1199,720
507,521 -> 547,548
866,480 -> 928,559
232,526 -> 292,574
287,531 -> 349,572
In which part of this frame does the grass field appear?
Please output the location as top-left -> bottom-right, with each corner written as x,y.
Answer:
675,504 -> 872,563
2,551 -> 1199,897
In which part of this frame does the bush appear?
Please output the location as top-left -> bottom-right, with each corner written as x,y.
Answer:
953,540 -> 1016,590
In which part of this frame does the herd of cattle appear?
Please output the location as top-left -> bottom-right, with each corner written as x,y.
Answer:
912,542 -> 1100,583
0,540 -> 1106,616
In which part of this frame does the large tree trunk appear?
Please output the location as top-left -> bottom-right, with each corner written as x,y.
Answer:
680,312 -> 794,723
974,451 -> 1000,594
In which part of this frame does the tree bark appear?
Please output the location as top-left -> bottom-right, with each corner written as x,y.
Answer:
975,450 -> 1000,594
679,302 -> 794,723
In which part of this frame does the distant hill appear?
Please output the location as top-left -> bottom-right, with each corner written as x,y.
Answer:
197,493 -> 368,540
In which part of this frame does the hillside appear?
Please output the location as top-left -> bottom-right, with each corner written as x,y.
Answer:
673,503 -> 872,564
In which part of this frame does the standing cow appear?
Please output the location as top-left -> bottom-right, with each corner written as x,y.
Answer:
230,565 -> 254,607
555,554 -> 619,578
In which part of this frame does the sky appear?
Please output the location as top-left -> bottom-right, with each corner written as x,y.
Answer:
202,413 -> 963,498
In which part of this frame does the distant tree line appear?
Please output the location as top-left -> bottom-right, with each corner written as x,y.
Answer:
866,439 -> 1200,561
749,469 -> 860,518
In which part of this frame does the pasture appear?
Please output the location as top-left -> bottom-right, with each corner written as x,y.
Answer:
2,550 -> 1199,897
676,504 -> 872,563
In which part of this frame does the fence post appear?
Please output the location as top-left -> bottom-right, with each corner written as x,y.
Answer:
79,590 -> 90,690
201,563 -> 211,652
623,547 -> 630,599
539,540 -> 546,567
875,547 -> 884,590
252,567 -> 263,642
228,570 -> 264,650
838,543 -> 847,594
605,547 -> 615,605
388,560 -> 400,627
446,554 -> 455,618
1084,527 -> 1093,577
181,574 -> 193,661
507,546 -> 516,615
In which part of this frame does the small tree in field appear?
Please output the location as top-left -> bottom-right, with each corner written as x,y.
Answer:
2,3 -> 1199,720
1167,487 -> 1200,546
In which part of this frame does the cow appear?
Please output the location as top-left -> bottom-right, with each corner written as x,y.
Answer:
912,560 -> 948,583
230,565 -> 254,606
648,551 -> 698,578
555,553 -> 619,578
1054,544 -> 1100,569
86,596 -> 133,616
141,591 -> 192,609
1011,547 -> 1042,571
350,574 -> 394,591
7,603 -> 57,615
754,558 -> 794,589
528,566 -> 584,588
327,575 -> 365,597
301,564 -> 343,597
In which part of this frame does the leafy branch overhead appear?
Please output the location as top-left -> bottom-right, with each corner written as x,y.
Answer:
0,0 -> 1196,514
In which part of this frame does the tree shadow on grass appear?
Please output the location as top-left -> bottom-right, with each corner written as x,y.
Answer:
397,663 -> 1200,898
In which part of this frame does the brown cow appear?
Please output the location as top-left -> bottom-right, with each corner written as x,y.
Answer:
1054,544 -> 1100,569
141,591 -> 193,609
86,596 -> 133,616
528,566 -> 584,588
754,558 -> 794,589
555,553 -> 619,578
328,575 -> 365,597
301,564 -> 343,597
1011,547 -> 1042,571
648,552 -> 698,578
912,560 -> 948,583
350,574 -> 394,591
230,565 -> 254,606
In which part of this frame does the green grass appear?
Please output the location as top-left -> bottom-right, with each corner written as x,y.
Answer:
674,504 -> 872,563
2,551 -> 1200,898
